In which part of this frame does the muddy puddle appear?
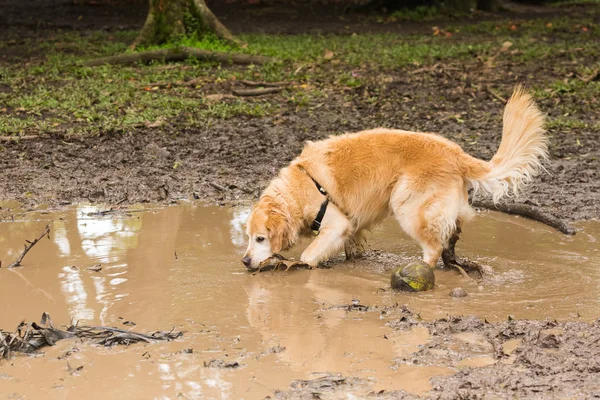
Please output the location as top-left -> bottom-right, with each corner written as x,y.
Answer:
1,203 -> 599,399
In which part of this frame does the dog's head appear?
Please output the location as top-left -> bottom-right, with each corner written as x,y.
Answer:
243,197 -> 292,269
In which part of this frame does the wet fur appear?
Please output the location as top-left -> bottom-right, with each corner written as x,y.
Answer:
244,86 -> 547,269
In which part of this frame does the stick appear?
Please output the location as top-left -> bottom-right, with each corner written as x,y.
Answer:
209,182 -> 227,191
410,63 -> 440,75
144,78 -> 202,88
84,48 -> 275,67
485,86 -> 507,103
472,200 -> 576,235
6,225 -> 51,268
232,87 -> 283,96
580,68 -> 599,84
0,135 -> 39,141
240,80 -> 289,87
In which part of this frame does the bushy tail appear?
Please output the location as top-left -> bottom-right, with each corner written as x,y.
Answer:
468,85 -> 548,202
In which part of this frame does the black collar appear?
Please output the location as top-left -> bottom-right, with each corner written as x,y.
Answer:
298,166 -> 329,235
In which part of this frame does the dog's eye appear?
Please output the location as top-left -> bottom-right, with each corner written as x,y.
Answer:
256,236 -> 265,243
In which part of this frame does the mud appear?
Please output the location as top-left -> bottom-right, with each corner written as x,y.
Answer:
1,204 -> 599,399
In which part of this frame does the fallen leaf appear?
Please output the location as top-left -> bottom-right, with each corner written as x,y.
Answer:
145,119 -> 165,128
501,41 -> 513,51
323,49 -> 334,60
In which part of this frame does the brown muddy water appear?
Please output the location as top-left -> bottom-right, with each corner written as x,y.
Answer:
0,203 -> 599,399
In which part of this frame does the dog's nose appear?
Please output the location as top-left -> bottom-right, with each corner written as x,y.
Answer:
242,256 -> 252,267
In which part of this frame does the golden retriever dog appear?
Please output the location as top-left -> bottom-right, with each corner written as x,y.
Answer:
243,86 -> 547,271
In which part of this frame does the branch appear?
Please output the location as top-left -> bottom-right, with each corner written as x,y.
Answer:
240,80 -> 290,87
232,87 -> 283,96
0,135 -> 39,141
472,200 -> 576,235
84,47 -> 276,67
6,225 -> 51,268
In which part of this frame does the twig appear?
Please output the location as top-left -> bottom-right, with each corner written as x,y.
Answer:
209,182 -> 227,191
485,86 -> 507,103
84,47 -> 276,67
410,63 -> 440,75
232,87 -> 283,97
144,78 -> 202,88
0,135 -> 39,141
6,225 -> 51,268
240,79 -> 289,87
472,200 -> 575,235
580,68 -> 599,84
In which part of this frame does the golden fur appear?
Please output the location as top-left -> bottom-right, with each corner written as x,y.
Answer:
243,86 -> 548,270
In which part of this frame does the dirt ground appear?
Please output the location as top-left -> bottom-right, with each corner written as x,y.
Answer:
275,317 -> 600,400
1,1 -> 600,399
1,0 -> 599,220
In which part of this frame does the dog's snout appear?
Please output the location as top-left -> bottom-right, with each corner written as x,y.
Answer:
242,256 -> 252,267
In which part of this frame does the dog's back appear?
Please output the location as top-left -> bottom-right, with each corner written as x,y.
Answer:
295,129 -> 477,229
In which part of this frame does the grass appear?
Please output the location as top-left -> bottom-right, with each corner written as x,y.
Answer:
0,7 -> 598,137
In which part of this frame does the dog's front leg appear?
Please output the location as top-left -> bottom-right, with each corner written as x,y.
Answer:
301,204 -> 351,268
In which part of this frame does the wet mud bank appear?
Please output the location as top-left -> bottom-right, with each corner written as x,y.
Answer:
1,204 -> 599,398
1,100 -> 599,222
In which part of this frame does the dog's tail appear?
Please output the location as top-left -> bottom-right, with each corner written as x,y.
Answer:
466,85 -> 548,203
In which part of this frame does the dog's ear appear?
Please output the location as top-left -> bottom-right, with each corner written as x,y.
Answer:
266,212 -> 289,253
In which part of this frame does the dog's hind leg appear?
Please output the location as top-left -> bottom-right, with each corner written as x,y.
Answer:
391,178 -> 463,268
300,204 -> 352,268
344,229 -> 365,260
441,220 -> 484,280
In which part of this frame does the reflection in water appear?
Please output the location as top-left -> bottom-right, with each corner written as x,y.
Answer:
1,204 -> 600,399
77,206 -> 142,263
230,207 -> 251,248
50,206 -> 144,323
53,220 -> 71,257
58,265 -> 94,321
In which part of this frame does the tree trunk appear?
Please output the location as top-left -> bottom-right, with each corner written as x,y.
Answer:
132,0 -> 239,49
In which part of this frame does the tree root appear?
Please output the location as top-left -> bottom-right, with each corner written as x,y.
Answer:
472,200 -> 576,235
84,47 -> 276,67
131,0 -> 242,50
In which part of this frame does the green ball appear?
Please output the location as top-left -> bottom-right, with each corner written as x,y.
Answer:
391,261 -> 435,292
